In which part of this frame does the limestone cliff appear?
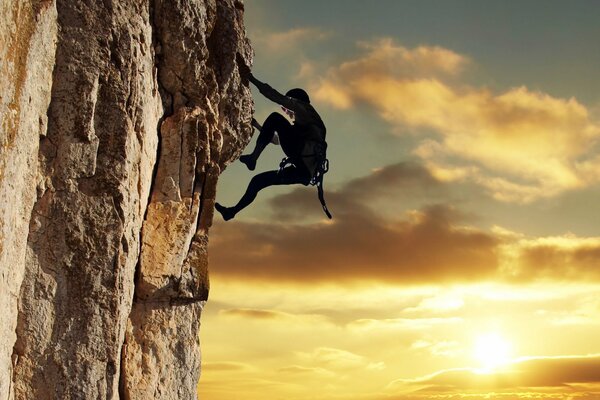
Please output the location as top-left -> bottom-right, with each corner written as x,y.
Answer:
0,1 -> 253,399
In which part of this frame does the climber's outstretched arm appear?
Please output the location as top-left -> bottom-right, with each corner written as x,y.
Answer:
248,73 -> 301,113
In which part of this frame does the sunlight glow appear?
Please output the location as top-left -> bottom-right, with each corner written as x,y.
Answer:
473,333 -> 513,371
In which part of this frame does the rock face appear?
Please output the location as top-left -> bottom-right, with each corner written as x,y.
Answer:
0,1 -> 253,399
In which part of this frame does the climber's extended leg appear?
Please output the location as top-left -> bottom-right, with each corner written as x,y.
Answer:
215,165 -> 310,221
240,112 -> 291,171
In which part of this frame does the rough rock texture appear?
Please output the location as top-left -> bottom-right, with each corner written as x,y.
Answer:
0,1 -> 58,397
0,1 -> 253,399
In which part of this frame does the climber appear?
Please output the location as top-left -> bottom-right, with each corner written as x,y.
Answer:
215,66 -> 331,221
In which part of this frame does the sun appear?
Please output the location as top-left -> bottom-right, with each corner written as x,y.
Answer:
473,333 -> 513,371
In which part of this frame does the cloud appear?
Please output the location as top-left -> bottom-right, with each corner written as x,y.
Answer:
212,161 -> 600,284
312,38 -> 467,111
202,361 -> 252,372
393,355 -> 600,393
498,233 -> 600,282
403,293 -> 465,315
335,38 -> 468,80
411,340 -> 463,358
249,27 -> 332,85
348,317 -> 464,332
296,347 -> 368,370
269,161 -> 446,220
211,163 -> 498,284
219,308 -> 291,320
254,27 -> 331,53
219,308 -> 333,327
312,38 -> 600,202
277,365 -> 336,377
538,293 -> 600,326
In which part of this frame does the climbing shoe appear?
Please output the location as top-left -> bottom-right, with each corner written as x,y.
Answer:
239,154 -> 256,171
215,203 -> 236,221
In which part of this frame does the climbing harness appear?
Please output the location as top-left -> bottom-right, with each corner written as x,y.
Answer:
278,140 -> 332,219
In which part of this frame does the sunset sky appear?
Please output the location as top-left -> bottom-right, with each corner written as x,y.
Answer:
200,1 -> 600,399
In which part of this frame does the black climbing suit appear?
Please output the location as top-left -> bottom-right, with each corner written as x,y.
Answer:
230,76 -> 327,216
232,112 -> 312,212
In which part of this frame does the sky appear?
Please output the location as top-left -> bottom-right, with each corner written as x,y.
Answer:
199,1 -> 600,399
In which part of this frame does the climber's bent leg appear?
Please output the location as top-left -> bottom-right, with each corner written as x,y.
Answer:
215,166 -> 310,221
240,112 -> 291,171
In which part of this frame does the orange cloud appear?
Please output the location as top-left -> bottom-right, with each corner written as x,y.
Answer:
211,163 -> 498,284
212,162 -> 600,285
312,39 -> 600,202
499,234 -> 600,282
220,308 -> 290,320
255,27 -> 331,53
348,317 -> 464,332
338,38 -> 468,80
202,361 -> 252,372
210,204 -> 498,284
394,355 -> 600,392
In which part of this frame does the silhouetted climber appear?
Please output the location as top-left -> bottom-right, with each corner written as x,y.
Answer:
215,62 -> 331,221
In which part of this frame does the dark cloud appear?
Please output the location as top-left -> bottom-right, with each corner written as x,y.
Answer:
401,355 -> 600,392
212,161 -> 600,284
210,163 -> 498,284
269,162 -> 447,221
512,243 -> 600,281
220,308 -> 289,320
344,162 -> 443,197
